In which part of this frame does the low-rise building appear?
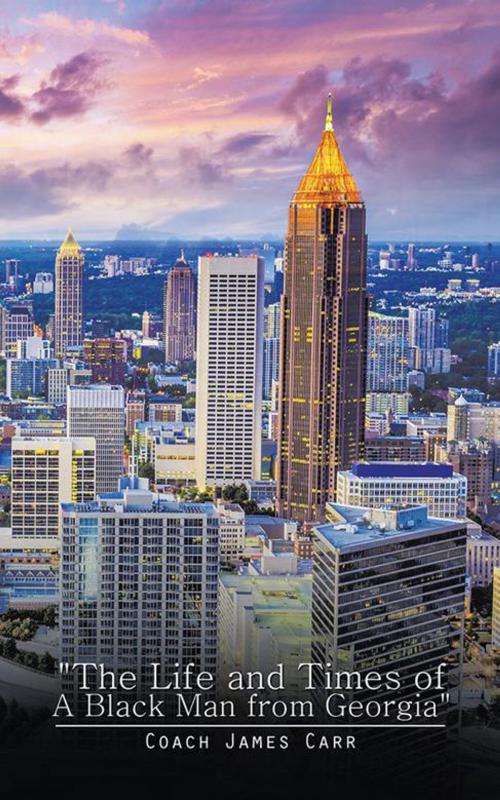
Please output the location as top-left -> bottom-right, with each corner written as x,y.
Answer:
216,500 -> 245,566
466,529 -> 500,587
336,461 -> 467,520
218,569 -> 312,696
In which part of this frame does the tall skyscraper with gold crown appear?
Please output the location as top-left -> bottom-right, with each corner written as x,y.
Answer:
55,227 -> 84,359
277,96 -> 368,524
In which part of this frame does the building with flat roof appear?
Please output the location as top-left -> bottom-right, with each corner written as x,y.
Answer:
436,439 -> 493,513
406,413 -> 447,437
196,255 -> 264,489
367,311 -> 409,393
218,570 -> 312,696
0,304 -> 34,359
312,503 -> 466,756
11,437 -> 96,539
364,436 -> 425,463
336,461 -> 467,519
67,384 -> 124,494
466,529 -> 500,587
216,500 -> 245,566
60,485 -> 219,702
0,533 -> 59,612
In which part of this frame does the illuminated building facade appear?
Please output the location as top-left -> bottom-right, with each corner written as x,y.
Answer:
277,96 -> 368,523
83,338 -> 127,385
11,436 -> 96,539
55,228 -> 84,359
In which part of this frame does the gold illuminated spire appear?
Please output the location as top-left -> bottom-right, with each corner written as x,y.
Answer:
325,93 -> 333,131
58,226 -> 82,254
293,94 -> 362,204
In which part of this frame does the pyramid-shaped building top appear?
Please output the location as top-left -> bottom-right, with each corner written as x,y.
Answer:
58,226 -> 82,255
293,95 -> 362,204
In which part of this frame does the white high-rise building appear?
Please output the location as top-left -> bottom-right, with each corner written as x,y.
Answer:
33,273 -> 54,294
195,255 -> 264,488
16,336 -> 52,359
60,483 -> 219,699
488,342 -> 500,384
67,384 -> 125,494
263,302 -> 280,401
11,437 -> 96,539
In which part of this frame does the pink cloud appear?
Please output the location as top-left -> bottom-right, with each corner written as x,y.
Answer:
28,11 -> 152,48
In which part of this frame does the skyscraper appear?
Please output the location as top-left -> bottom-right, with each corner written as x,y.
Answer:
488,341 -> 500,384
408,306 -> 435,371
406,242 -> 417,269
67,384 -> 124,494
60,484 -> 219,698
54,227 -> 84,359
196,255 -> 264,489
408,307 -> 450,374
83,338 -> 127,384
11,437 -> 96,539
277,95 -> 368,523
263,302 -> 280,400
0,304 -> 34,358
367,311 -> 410,393
164,251 -> 196,363
5,259 -> 20,284
312,503 -> 465,761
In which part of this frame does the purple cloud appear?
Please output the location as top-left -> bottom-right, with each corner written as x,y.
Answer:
0,75 -> 25,119
217,132 -> 275,156
0,159 -> 115,218
180,145 -> 229,185
31,51 -> 108,124
123,142 -> 154,168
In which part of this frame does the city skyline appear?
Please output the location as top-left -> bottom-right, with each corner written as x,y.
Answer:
0,1 -> 498,241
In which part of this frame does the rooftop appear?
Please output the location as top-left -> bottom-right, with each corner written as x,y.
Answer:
62,493 -> 218,517
219,573 -> 312,642
348,461 -> 454,479
317,503 -> 463,552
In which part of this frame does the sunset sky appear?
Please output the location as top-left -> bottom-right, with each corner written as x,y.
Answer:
0,0 -> 499,240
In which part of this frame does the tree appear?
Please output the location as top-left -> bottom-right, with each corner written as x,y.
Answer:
489,695 -> 500,725
38,652 -> 56,674
138,461 -> 155,482
2,638 -> 16,660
